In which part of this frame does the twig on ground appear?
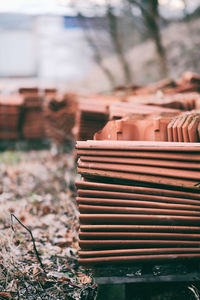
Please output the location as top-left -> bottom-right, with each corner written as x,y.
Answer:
188,284 -> 200,300
10,214 -> 46,274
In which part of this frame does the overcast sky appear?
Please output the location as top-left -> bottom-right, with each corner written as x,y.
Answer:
0,0 -> 199,15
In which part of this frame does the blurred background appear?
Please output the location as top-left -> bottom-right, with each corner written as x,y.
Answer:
0,0 -> 199,93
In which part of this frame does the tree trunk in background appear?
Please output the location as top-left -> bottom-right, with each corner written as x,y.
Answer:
143,0 -> 168,77
106,6 -> 132,85
181,0 -> 198,70
129,0 -> 168,77
78,13 -> 116,90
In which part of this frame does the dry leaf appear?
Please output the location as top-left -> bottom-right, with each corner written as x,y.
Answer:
78,274 -> 92,284
0,292 -> 12,299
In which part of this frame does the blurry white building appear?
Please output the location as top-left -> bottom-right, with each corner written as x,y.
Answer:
0,13 -> 94,83
0,14 -> 37,77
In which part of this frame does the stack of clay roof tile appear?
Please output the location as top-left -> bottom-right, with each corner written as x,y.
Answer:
115,72 -> 200,96
19,87 -> 39,94
126,93 -> 199,111
94,111 -> 200,142
0,95 -> 24,139
167,111 -> 200,142
76,141 -> 200,266
109,92 -> 200,122
114,78 -> 176,96
171,72 -> 200,94
43,93 -> 77,144
22,92 -> 45,139
76,95 -> 119,141
109,101 -> 180,120
43,88 -> 57,96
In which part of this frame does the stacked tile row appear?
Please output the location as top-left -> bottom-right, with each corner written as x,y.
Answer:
76,141 -> 200,266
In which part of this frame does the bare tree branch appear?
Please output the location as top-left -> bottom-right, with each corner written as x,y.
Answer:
106,4 -> 132,84
77,13 -> 116,89
128,0 -> 168,77
11,214 -> 46,274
